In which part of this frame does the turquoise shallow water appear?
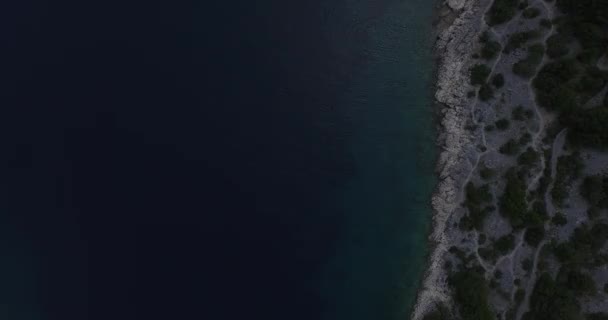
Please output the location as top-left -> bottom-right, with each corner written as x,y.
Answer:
320,0 -> 436,319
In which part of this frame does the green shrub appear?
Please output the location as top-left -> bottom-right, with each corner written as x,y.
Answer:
551,212 -> 568,226
574,66 -> 608,100
533,59 -> 579,110
500,169 -> 527,227
495,118 -> 510,130
482,40 -> 502,60
480,167 -> 496,180
525,226 -> 545,246
546,33 -> 570,59
479,30 -> 490,43
587,313 -> 608,320
523,7 -> 541,19
513,44 -> 545,78
463,183 -> 494,230
470,64 -> 492,85
580,175 -> 605,207
479,84 -> 495,101
563,106 -> 608,148
526,272 -> 582,320
519,132 -> 532,146
518,147 -> 540,166
512,105 -> 525,120
504,30 -> 541,53
492,73 -> 505,88
565,270 -> 596,295
551,152 -> 584,207
540,18 -> 552,28
500,139 -> 520,155
487,0 -> 519,26
495,234 -> 516,254
494,269 -> 503,279
515,288 -> 526,303
479,233 -> 487,244
449,270 -> 494,320
554,223 -> 608,264
422,305 -> 451,320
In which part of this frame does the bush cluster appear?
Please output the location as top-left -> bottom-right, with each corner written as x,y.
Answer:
551,152 -> 583,207
504,30 -> 541,53
513,44 -> 545,78
470,64 -> 492,85
523,7 -> 541,19
486,0 -> 519,26
449,270 -> 494,320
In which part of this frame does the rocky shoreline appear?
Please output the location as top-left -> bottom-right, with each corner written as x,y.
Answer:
411,0 -> 485,319
413,0 -> 608,318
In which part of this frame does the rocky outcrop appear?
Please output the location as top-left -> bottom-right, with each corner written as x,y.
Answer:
410,0 -> 485,319
447,0 -> 466,11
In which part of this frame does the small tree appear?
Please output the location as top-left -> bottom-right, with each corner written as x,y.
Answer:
470,64 -> 492,85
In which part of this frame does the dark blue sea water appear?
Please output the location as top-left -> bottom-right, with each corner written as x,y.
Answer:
1,0 -> 435,319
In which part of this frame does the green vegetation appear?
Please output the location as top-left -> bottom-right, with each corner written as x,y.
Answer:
470,64 -> 492,85
546,33 -> 570,59
581,174 -> 608,220
500,169 -> 549,228
495,118 -> 510,130
519,132 -> 532,146
580,175 -> 608,217
479,84 -> 495,101
536,169 -> 552,199
587,313 -> 608,320
564,269 -> 596,295
540,18 -> 552,28
533,59 -> 579,111
523,7 -> 541,19
504,30 -> 541,53
486,0 -> 519,26
522,258 -> 533,271
512,105 -> 526,121
556,0 -> 608,52
523,272 -> 581,320
462,183 -> 494,230
517,147 -> 540,167
479,30 -> 490,43
553,222 -> 608,265
513,44 -> 545,78
494,233 -> 516,254
531,1 -> 608,149
574,67 -> 608,100
552,212 -> 568,226
479,233 -> 487,244
422,305 -> 452,320
515,288 -> 525,303
494,269 -> 502,279
499,139 -> 520,155
563,106 -> 608,148
525,225 -> 545,246
492,73 -> 505,88
478,246 -> 499,262
500,169 -> 528,227
449,270 -> 494,320
551,152 -> 583,207
482,40 -> 502,60
480,167 -> 496,180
